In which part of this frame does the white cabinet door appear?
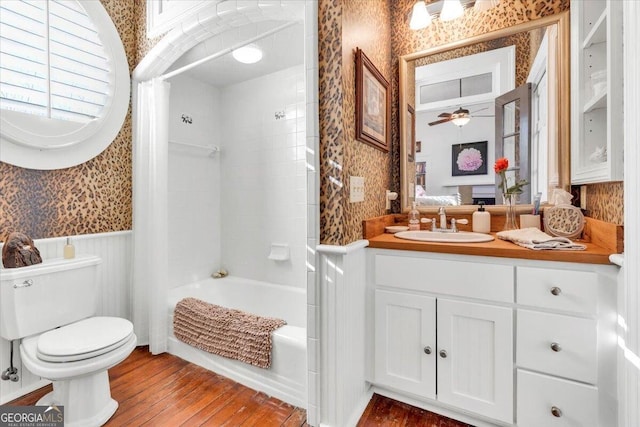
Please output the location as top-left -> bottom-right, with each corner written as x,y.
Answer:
375,290 -> 436,399
437,299 -> 514,423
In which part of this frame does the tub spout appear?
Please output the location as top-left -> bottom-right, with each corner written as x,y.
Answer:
212,269 -> 228,279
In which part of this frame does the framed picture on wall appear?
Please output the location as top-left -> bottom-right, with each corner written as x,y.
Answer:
355,48 -> 390,153
452,141 -> 488,176
416,140 -> 422,153
406,105 -> 415,162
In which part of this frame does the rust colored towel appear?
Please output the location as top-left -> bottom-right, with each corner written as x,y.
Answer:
173,297 -> 286,369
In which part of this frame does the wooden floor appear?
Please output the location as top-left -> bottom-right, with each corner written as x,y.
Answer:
7,346 -> 471,426
358,393 -> 472,427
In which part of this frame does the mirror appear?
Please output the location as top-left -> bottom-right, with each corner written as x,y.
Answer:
400,12 -> 570,212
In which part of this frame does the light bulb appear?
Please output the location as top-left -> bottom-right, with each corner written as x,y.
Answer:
232,44 -> 263,64
440,0 -> 464,21
452,116 -> 471,127
474,0 -> 500,12
409,1 -> 432,30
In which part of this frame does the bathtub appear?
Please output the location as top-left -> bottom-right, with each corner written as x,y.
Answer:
167,276 -> 307,408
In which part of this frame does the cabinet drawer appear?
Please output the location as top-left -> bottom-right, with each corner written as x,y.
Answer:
516,266 -> 598,314
517,370 -> 597,427
517,309 -> 597,384
375,255 -> 514,303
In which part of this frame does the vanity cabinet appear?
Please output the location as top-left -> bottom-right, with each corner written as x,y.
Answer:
372,253 -> 514,424
375,292 -> 513,422
570,0 -> 623,184
368,249 -> 618,427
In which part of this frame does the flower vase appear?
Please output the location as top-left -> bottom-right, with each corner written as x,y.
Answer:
503,193 -> 519,231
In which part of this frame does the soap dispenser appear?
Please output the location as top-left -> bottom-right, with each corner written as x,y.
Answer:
472,202 -> 491,233
408,202 -> 420,231
63,237 -> 75,259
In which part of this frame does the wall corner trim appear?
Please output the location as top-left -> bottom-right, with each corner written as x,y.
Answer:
316,240 -> 369,255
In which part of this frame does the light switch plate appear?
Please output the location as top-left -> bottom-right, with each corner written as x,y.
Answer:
350,176 -> 365,203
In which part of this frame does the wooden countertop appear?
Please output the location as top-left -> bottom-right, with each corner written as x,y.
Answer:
367,232 -> 615,264
363,215 -> 623,265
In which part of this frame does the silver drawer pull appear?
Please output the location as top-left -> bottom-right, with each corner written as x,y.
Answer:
13,279 -> 33,289
551,406 -> 562,417
439,349 -> 447,358
550,342 -> 562,352
423,346 -> 432,355
550,286 -> 562,296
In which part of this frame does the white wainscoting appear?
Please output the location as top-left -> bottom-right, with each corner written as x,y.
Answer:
0,230 -> 133,404
622,2 -> 640,426
313,241 -> 372,427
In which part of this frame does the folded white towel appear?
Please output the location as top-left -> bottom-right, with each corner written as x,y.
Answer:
496,228 -> 586,251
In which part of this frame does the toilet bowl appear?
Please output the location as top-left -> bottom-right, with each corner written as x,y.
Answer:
20,317 -> 137,427
0,255 -> 137,427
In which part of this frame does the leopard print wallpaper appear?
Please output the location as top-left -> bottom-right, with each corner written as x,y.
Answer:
586,182 -> 624,224
342,0 -> 393,245
0,0 -> 137,241
319,0 -> 393,245
0,0 -> 625,243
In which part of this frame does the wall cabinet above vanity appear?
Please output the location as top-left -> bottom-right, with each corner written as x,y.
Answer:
571,0 -> 623,184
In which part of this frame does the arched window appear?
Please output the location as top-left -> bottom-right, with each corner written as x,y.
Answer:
0,0 -> 130,170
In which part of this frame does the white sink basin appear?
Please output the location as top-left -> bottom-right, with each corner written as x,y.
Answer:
394,230 -> 494,243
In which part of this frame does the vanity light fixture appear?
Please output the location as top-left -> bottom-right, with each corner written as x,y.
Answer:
440,0 -> 465,21
474,0 -> 500,12
409,1 -> 432,30
232,44 -> 263,64
410,0 -> 479,30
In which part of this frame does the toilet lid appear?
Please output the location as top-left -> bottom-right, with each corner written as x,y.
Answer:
37,317 -> 134,363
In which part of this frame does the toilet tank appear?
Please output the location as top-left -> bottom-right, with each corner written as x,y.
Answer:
0,255 -> 101,341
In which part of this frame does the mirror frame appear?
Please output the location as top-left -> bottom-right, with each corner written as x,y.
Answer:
399,11 -> 570,213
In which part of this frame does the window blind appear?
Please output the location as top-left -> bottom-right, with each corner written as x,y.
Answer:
0,0 -> 110,123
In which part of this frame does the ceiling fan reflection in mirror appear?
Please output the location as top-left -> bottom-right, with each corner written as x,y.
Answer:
428,106 -> 493,127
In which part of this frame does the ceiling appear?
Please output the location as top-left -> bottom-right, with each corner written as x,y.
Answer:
167,20 -> 304,88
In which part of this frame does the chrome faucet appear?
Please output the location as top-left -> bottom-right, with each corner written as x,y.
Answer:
438,207 -> 447,229
421,207 -> 468,232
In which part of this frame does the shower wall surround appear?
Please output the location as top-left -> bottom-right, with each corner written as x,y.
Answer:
0,0 -> 136,240
220,66 -> 307,289
166,74 -> 222,289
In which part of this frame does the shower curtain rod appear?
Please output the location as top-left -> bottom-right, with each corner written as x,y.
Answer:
159,21 -> 299,81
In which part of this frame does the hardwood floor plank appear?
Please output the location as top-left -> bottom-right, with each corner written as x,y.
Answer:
358,394 -> 474,427
160,381 -> 235,426
113,363 -> 214,426
177,381 -> 245,427
139,368 -> 232,426
7,348 -> 474,427
197,387 -> 265,426
240,396 -> 298,426
216,390 -> 271,426
280,406 -> 308,427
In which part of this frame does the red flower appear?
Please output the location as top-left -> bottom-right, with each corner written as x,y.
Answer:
494,157 -> 509,174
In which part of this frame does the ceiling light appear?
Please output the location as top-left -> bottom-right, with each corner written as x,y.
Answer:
474,0 -> 500,12
232,44 -> 263,64
451,107 -> 471,126
451,116 -> 471,126
440,0 -> 464,21
409,1 -> 432,30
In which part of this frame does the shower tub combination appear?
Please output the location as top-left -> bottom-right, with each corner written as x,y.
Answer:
168,276 -> 307,408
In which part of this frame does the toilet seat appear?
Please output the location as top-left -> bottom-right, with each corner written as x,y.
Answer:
36,317 -> 134,362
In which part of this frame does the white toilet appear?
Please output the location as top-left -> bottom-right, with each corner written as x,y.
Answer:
0,255 -> 137,427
